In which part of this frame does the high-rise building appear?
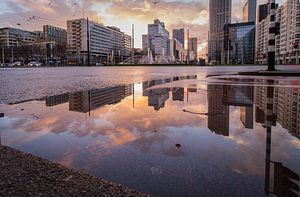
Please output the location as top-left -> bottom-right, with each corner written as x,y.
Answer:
148,19 -> 169,57
43,25 -> 67,45
172,28 -> 185,48
243,0 -> 257,23
67,18 -> 131,65
223,22 -> 256,64
258,3 -> 270,22
142,34 -> 149,52
169,38 -> 185,62
276,0 -> 300,64
188,37 -> 198,61
208,0 -> 232,64
256,0 -> 300,64
0,27 -> 37,47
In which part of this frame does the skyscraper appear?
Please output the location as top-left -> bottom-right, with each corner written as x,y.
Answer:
243,0 -> 257,23
142,34 -> 149,52
208,0 -> 232,64
173,28 -> 185,48
188,37 -> 198,62
148,19 -> 169,57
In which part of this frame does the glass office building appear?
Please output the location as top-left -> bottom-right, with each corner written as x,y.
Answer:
223,22 -> 255,64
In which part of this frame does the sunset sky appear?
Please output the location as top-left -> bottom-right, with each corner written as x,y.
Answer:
0,0 -> 284,57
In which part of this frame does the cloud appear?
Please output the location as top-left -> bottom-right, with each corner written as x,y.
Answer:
0,0 -> 287,54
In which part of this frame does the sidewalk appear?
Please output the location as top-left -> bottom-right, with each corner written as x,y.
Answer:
0,145 -> 149,197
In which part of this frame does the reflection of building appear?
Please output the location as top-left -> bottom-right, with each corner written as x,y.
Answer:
142,75 -> 197,110
207,84 -> 229,136
46,93 -> 69,107
69,85 -> 132,113
223,22 -> 255,64
172,88 -> 184,101
147,88 -> 169,111
223,84 -> 254,107
254,79 -> 300,139
240,107 -> 254,129
208,0 -> 232,64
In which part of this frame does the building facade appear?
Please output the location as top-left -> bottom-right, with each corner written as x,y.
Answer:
169,38 -> 185,62
256,0 -> 300,64
277,0 -> 300,64
173,28 -> 185,48
188,37 -> 198,62
223,22 -> 256,64
67,18 -> 131,65
243,0 -> 257,23
43,25 -> 67,45
148,19 -> 169,57
142,34 -> 149,52
208,0 -> 232,64
0,27 -> 37,47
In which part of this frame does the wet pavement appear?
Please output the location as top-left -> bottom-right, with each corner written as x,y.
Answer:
0,66 -> 300,197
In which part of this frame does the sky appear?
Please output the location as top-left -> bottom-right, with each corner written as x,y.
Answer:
0,0 -> 284,57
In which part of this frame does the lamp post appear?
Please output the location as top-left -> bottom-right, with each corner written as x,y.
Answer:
1,45 -> 4,64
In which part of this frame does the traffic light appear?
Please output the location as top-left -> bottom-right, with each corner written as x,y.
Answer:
273,162 -> 300,197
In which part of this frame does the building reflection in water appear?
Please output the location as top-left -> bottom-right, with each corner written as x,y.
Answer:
207,84 -> 230,136
69,85 -> 133,113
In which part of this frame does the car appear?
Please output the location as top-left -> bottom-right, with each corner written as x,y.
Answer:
12,61 -> 24,67
28,61 -> 42,67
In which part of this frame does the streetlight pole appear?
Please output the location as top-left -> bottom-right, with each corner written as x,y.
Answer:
11,46 -> 14,63
2,45 -> 4,64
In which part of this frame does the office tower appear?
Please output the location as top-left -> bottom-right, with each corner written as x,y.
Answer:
243,0 -> 257,23
208,0 -> 232,64
67,18 -> 131,65
223,22 -> 256,64
258,4 -> 269,22
43,25 -> 67,45
148,19 -> 169,57
169,38 -> 184,62
142,34 -> 149,52
0,27 -> 37,47
172,28 -> 185,48
276,0 -> 300,64
188,37 -> 198,61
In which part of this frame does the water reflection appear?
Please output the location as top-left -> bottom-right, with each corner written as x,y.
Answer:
0,75 -> 299,197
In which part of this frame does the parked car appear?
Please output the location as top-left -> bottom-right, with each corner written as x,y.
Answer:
12,61 -> 24,67
28,61 -> 42,67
